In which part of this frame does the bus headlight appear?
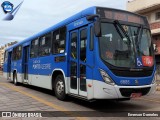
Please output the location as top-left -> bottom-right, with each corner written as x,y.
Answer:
152,72 -> 156,84
99,69 -> 115,85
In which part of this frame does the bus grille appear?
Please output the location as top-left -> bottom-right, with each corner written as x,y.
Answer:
111,70 -> 153,77
119,87 -> 151,97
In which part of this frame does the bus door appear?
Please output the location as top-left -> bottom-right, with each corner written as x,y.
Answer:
7,51 -> 12,79
69,27 -> 88,97
22,46 -> 29,83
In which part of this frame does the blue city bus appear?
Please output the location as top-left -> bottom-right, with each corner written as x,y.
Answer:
3,6 -> 156,100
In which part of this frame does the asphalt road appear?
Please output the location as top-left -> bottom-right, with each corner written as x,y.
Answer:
0,74 -> 160,120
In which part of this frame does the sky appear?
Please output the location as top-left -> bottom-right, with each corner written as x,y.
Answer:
0,0 -> 127,46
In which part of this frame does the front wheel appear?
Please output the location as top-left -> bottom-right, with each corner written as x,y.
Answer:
54,75 -> 67,100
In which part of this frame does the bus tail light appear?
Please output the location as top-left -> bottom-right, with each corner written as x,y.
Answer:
99,69 -> 115,86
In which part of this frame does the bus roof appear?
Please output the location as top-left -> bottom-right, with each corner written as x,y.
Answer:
6,6 -> 146,51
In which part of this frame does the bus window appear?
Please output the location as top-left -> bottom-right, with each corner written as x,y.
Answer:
4,51 -> 8,62
71,32 -> 77,59
70,61 -> 77,89
30,39 -> 39,58
39,33 -> 51,57
80,64 -> 86,91
12,46 -> 22,60
80,29 -> 87,62
52,27 -> 66,54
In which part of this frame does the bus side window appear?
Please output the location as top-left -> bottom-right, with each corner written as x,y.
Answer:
12,49 -> 15,60
12,46 -> 22,61
52,26 -> 66,54
30,39 -> 39,58
4,51 -> 8,62
39,33 -> 51,57
71,32 -> 77,59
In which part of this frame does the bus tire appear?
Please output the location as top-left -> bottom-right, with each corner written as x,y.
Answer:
13,72 -> 18,86
54,74 -> 66,100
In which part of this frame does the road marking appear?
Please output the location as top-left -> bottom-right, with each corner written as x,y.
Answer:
0,83 -> 88,120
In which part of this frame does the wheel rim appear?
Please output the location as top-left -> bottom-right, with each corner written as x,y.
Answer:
56,80 -> 64,96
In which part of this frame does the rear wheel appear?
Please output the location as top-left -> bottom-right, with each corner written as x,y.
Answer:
54,75 -> 66,100
13,73 -> 18,86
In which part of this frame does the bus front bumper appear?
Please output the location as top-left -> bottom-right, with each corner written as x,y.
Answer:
91,80 -> 156,99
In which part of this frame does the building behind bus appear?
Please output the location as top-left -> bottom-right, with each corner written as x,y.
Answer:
0,41 -> 17,71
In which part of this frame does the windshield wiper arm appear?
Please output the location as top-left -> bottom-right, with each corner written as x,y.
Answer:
114,20 -> 131,44
137,25 -> 143,45
114,23 -> 124,39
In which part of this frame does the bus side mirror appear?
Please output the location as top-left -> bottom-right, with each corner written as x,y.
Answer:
94,21 -> 101,37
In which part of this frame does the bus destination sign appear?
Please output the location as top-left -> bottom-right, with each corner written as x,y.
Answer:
97,8 -> 146,25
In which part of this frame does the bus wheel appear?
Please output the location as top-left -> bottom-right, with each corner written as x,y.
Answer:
13,73 -> 18,86
54,75 -> 66,100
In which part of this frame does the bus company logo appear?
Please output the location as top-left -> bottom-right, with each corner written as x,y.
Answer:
1,1 -> 23,21
1,1 -> 14,13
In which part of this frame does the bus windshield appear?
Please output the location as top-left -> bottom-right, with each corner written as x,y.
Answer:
99,22 -> 154,68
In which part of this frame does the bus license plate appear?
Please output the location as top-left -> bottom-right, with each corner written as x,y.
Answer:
130,93 -> 142,98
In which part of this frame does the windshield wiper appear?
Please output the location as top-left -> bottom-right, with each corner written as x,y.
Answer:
134,25 -> 143,55
114,20 -> 132,44
137,25 -> 143,45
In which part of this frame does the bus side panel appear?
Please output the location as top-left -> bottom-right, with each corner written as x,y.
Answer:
28,56 -> 53,89
28,55 -> 67,90
11,60 -> 23,82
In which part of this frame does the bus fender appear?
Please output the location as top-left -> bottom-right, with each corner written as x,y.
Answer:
51,69 -> 68,94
